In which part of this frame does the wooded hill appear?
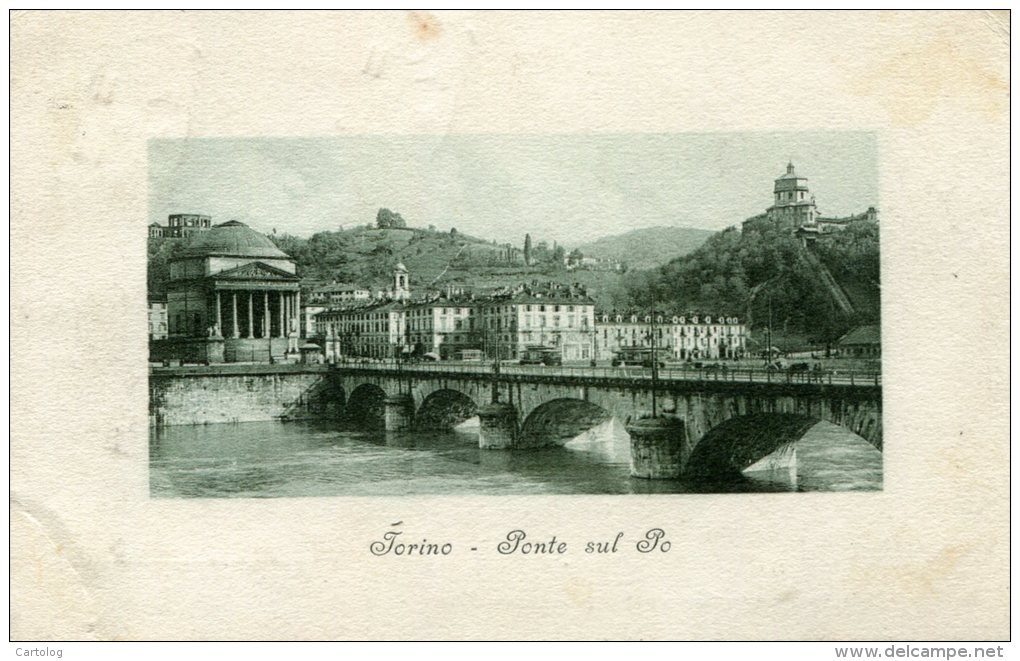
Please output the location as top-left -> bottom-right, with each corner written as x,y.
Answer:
619,217 -> 880,343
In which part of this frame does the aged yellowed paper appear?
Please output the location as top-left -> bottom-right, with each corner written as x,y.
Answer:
10,10 -> 1009,640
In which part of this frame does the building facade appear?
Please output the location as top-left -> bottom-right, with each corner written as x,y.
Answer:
164,220 -> 302,363
594,311 -> 748,361
317,300 -> 407,360
164,213 -> 213,238
404,294 -> 476,359
475,283 -> 596,361
308,282 -> 372,306
149,213 -> 213,239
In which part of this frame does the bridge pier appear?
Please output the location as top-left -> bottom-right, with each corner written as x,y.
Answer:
477,402 -> 518,449
626,416 -> 687,479
383,394 -> 414,432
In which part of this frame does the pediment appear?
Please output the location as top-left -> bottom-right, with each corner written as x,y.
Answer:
211,261 -> 299,281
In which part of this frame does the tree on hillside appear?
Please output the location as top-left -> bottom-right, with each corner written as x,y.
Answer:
147,237 -> 188,294
524,233 -> 532,265
376,208 -> 407,229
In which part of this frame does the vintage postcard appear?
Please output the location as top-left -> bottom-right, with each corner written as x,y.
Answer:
146,134 -> 882,497
10,10 -> 1009,642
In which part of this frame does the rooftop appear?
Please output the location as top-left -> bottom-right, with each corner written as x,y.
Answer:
597,309 -> 742,322
483,281 -> 596,305
179,221 -> 291,259
838,325 -> 881,346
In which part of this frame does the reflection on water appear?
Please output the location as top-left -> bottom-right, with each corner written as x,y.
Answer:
149,418 -> 882,498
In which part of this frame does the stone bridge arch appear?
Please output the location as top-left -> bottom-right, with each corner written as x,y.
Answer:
518,398 -> 614,449
684,411 -> 882,482
414,388 -> 481,431
346,383 -> 388,429
684,413 -> 820,479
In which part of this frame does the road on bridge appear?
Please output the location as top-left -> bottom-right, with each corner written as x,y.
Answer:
334,360 -> 882,387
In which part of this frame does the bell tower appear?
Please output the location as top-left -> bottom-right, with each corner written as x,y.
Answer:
393,262 -> 410,300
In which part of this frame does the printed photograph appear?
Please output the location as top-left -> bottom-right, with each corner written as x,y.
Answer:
147,132 -> 882,496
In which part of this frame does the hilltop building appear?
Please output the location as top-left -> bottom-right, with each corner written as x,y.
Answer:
149,213 -> 213,239
161,220 -> 302,363
742,163 -> 878,244
564,254 -> 624,272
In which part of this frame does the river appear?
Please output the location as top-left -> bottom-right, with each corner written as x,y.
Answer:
149,418 -> 882,497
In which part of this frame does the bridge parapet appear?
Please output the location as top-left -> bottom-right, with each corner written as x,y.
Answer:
328,362 -> 883,474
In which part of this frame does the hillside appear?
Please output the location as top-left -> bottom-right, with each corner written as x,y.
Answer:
573,226 -> 713,270
148,225 -> 633,309
620,217 -> 880,344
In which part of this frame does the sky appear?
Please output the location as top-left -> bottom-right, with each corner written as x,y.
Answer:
148,132 -> 878,245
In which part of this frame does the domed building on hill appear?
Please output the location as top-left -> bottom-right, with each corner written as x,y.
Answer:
741,162 -> 878,246
166,220 -> 302,363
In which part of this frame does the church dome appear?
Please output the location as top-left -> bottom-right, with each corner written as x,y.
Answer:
394,262 -> 408,272
182,220 -> 290,259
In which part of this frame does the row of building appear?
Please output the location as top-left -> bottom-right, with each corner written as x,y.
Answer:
308,266 -> 748,362
147,219 -> 748,363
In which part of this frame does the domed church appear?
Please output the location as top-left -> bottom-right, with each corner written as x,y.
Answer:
166,220 -> 302,363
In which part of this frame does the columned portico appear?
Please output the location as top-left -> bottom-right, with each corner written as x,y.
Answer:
166,220 -> 301,364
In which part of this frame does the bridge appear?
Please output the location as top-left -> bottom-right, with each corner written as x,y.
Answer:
327,361 -> 882,480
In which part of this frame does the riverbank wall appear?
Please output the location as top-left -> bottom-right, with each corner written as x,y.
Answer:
149,364 -> 338,426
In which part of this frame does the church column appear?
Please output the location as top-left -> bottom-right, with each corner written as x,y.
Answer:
215,291 -> 222,336
283,293 -> 289,335
247,291 -> 254,338
263,291 -> 269,338
295,290 -> 302,337
277,291 -> 285,338
231,292 -> 239,338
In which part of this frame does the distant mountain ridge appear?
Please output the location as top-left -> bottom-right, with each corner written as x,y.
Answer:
573,226 -> 714,270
